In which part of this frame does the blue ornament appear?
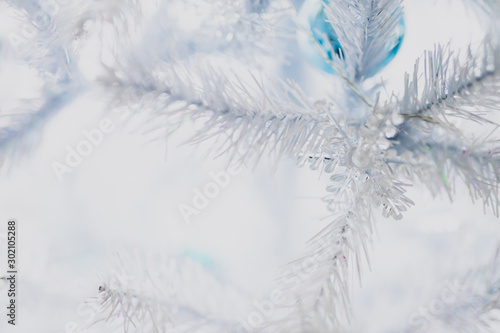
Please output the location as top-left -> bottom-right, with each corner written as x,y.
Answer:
297,0 -> 405,77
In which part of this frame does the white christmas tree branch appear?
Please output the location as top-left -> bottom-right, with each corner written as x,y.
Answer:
397,41 -> 500,126
260,166 -> 414,331
254,105 -> 416,331
109,56 -> 348,171
387,128 -> 500,216
403,245 -> 500,333
322,0 -> 404,81
371,37 -> 500,215
0,1 -> 81,168
1,0 -> 294,169
84,0 -> 294,84
76,253 -> 249,333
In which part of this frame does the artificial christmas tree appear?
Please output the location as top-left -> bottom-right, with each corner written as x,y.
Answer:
1,0 -> 500,332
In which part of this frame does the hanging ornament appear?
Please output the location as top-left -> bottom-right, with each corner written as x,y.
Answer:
297,0 -> 405,77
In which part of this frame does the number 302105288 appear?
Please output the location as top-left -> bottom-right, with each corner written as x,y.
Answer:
7,220 -> 16,270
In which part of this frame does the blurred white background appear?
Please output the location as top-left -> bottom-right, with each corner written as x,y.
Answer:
0,0 -> 499,332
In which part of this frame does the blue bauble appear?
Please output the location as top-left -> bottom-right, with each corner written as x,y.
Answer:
297,0 -> 405,77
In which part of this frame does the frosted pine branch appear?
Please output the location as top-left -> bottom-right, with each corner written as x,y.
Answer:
0,1 -> 82,169
322,0 -> 404,81
3,0 -> 500,332
381,40 -> 500,215
0,0 -> 293,169
81,0 -> 293,84
106,10 -> 500,331
253,107 -> 415,331
259,170 -> 414,331
76,253 -> 249,333
112,58 -> 343,170
397,41 -> 500,125
403,246 -> 500,333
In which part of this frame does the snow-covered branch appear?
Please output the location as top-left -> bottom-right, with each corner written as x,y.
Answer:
403,246 -> 500,333
76,253 -> 249,332
397,41 -> 500,125
322,0 -> 404,81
